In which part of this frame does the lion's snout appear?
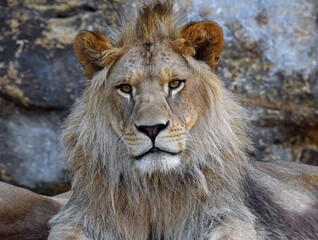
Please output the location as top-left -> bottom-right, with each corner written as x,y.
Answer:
135,121 -> 169,143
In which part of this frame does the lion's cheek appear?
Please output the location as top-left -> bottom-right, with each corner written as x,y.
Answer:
108,118 -> 124,137
184,110 -> 198,130
108,97 -> 134,136
108,107 -> 126,137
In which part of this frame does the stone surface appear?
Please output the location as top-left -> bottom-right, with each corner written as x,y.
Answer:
192,0 -> 318,123
0,0 -> 317,194
0,0 -> 142,109
0,98 -> 68,195
190,0 -> 318,166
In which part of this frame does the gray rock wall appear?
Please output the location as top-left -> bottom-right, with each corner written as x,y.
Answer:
0,0 -> 317,194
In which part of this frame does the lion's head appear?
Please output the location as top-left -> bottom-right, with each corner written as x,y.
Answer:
63,0 -> 249,197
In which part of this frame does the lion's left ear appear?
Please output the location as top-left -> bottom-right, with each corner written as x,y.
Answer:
178,21 -> 223,70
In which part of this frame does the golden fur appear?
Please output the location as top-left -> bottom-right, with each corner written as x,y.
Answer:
47,1 -> 318,240
0,182 -> 69,240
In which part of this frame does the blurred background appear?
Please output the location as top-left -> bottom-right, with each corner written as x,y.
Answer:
0,0 -> 317,195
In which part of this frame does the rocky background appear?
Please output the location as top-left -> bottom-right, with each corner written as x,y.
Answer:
0,0 -> 317,195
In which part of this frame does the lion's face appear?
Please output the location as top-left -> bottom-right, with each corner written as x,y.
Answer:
72,19 -> 224,175
104,41 -> 207,174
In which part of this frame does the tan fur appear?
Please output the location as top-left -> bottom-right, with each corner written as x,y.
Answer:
74,31 -> 122,79
0,182 -> 67,240
253,161 -> 318,213
178,21 -> 224,69
47,1 -> 318,240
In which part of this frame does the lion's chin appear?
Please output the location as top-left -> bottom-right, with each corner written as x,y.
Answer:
134,152 -> 180,175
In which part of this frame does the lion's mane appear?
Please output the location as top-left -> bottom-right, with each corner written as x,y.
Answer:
50,1 -> 253,239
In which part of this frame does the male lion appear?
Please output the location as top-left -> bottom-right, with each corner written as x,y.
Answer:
48,1 -> 318,240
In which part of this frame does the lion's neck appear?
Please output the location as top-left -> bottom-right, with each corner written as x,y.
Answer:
70,164 -> 249,239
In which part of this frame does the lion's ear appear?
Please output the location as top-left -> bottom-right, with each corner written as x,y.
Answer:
178,21 -> 223,70
74,31 -> 113,79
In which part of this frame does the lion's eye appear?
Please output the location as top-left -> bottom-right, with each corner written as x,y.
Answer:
169,79 -> 184,90
117,84 -> 132,94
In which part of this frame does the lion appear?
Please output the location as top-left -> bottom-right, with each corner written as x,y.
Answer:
45,1 -> 318,239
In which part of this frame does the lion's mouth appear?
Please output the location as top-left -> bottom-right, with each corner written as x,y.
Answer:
135,147 -> 178,160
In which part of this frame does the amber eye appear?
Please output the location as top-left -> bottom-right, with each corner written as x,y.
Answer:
169,79 -> 184,90
117,84 -> 132,94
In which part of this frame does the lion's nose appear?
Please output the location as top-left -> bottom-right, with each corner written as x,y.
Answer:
136,121 -> 169,143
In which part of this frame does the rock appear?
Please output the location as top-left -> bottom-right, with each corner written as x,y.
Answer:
0,3 -> 85,109
0,98 -> 68,195
0,0 -> 317,194
190,0 -> 318,163
192,0 -> 318,125
0,0 -> 141,109
0,0 -> 142,194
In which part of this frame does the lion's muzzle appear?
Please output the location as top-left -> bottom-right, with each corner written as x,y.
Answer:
135,121 -> 169,143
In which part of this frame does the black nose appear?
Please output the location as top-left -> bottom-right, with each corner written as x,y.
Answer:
136,122 -> 169,143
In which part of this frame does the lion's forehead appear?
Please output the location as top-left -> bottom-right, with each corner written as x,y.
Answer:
110,42 -> 190,85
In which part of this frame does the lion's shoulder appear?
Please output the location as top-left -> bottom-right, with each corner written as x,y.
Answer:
253,160 -> 318,189
243,161 -> 318,239
249,161 -> 318,215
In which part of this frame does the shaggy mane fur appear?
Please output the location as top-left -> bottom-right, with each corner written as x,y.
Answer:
118,0 -> 178,45
49,1 -> 318,240
50,1 -> 253,239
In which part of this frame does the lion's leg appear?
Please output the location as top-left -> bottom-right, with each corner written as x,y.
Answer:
209,218 -> 258,240
0,182 -> 64,240
48,224 -> 89,240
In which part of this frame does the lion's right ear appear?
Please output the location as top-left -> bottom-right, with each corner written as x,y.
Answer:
74,31 -> 113,79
